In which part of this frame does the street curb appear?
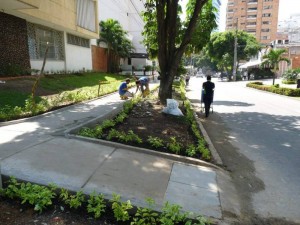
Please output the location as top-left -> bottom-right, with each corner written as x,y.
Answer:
67,133 -> 221,170
193,111 -> 223,166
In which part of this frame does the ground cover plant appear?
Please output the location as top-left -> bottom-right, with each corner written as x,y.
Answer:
0,72 -> 132,121
78,80 -> 211,161
0,177 -> 212,225
246,81 -> 300,97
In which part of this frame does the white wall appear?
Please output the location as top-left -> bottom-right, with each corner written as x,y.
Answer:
98,0 -> 146,54
30,60 -> 65,73
65,43 -> 93,72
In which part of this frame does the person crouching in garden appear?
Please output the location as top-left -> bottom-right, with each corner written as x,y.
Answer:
119,78 -> 133,100
135,77 -> 150,97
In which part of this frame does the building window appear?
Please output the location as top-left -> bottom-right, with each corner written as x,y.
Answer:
263,5 -> 272,9
248,7 -> 257,11
261,28 -> 270,32
248,0 -> 258,2
67,34 -> 90,48
247,15 -> 257,18
76,0 -> 96,32
261,36 -> 270,40
262,13 -> 271,17
27,23 -> 64,60
228,9 -> 234,12
247,29 -> 256,32
247,22 -> 257,25
264,0 -> 272,1
262,21 -> 271,25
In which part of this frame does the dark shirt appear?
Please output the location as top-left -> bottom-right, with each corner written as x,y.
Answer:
202,81 -> 215,98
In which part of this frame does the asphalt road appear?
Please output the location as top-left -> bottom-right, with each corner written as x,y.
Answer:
187,77 -> 300,222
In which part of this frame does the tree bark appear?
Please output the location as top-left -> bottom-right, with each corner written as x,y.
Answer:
155,0 -> 209,104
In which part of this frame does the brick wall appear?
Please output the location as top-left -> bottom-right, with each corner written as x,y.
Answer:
91,45 -> 108,72
0,12 -> 31,76
292,56 -> 300,69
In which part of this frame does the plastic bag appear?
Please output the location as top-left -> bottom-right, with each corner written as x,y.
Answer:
162,99 -> 183,116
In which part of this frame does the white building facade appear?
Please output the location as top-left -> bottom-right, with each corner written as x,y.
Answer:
97,0 -> 152,73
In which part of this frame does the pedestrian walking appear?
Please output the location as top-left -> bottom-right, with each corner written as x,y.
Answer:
202,75 -> 215,117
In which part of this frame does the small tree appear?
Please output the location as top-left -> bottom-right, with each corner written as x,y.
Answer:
98,19 -> 134,73
261,48 -> 290,85
206,30 -> 261,79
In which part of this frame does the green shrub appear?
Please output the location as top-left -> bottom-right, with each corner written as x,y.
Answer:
282,69 -> 299,81
282,80 -> 296,84
147,136 -> 164,148
110,193 -> 133,222
247,82 -> 300,97
87,191 -> 106,219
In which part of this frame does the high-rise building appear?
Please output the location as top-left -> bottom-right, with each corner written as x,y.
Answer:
213,0 -> 222,31
225,0 -> 279,45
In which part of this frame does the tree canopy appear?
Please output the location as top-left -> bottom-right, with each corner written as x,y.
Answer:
142,0 -> 217,103
206,30 -> 261,76
98,19 -> 134,72
261,48 -> 290,85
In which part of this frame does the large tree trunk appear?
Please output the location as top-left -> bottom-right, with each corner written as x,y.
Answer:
156,0 -> 208,104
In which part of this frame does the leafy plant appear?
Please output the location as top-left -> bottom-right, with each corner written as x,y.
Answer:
131,198 -> 159,225
110,193 -> 133,222
87,191 -> 106,219
101,119 -> 116,129
124,130 -> 143,143
68,191 -> 85,209
60,189 -> 85,209
78,127 -> 97,138
3,177 -> 20,199
185,216 -> 211,225
159,202 -> 188,224
59,188 -> 69,202
107,128 -> 121,140
167,137 -> 182,154
17,182 -> 56,213
147,136 -> 164,148
2,177 -> 56,213
115,111 -> 128,123
186,144 -> 197,157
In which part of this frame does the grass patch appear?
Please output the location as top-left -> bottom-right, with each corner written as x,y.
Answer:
0,72 -> 132,121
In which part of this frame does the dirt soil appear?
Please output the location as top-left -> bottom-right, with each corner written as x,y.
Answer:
101,98 -> 205,159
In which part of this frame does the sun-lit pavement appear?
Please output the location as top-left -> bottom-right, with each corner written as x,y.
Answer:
187,76 -> 300,222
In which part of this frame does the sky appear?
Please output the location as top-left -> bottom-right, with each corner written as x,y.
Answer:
219,0 -> 300,31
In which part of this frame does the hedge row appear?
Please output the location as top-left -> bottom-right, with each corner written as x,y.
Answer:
246,82 -> 300,97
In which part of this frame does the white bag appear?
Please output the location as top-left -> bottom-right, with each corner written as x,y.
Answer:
162,99 -> 183,116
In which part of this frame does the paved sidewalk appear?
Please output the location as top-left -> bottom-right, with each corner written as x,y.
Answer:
0,83 -> 239,222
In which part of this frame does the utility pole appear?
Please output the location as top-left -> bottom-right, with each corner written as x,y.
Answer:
232,18 -> 238,81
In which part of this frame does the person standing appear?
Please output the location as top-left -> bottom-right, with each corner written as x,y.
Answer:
185,74 -> 191,85
202,75 -> 215,117
119,78 -> 133,100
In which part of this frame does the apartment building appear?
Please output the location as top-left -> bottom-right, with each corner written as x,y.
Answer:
213,0 -> 222,31
225,0 -> 279,45
95,0 -> 152,74
0,0 -> 98,74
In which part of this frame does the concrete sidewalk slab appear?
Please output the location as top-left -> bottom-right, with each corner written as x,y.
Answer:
164,163 -> 222,219
83,148 -> 172,207
1,137 -> 115,191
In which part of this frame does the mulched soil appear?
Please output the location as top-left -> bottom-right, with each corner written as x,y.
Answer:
101,98 -> 205,159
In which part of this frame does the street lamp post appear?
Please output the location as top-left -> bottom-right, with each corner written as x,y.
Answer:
233,18 -> 238,81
